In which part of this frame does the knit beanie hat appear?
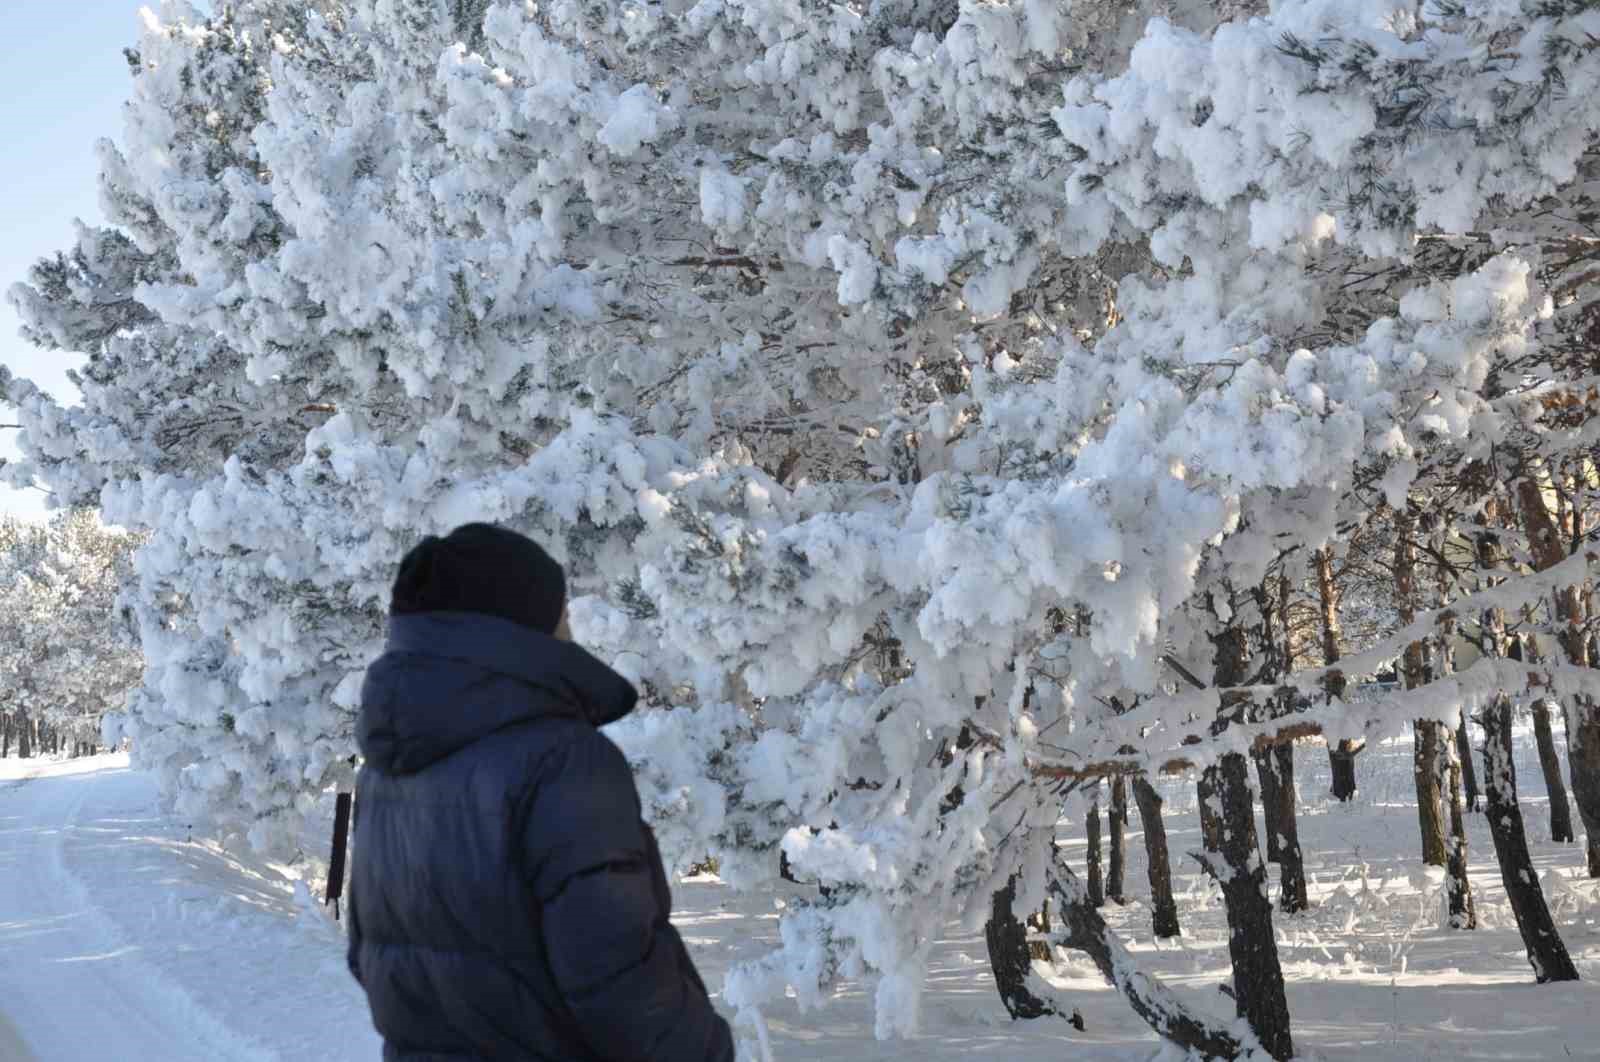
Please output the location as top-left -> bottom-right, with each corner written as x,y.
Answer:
390,523 -> 567,635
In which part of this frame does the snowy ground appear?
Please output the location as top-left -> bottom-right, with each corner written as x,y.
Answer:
4,730 -> 1600,1060
0,754 -> 379,1061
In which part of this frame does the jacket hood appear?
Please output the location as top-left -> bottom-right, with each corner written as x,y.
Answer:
357,610 -> 638,774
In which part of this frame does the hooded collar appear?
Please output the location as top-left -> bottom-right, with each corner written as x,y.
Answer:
357,611 -> 639,775
384,611 -> 638,727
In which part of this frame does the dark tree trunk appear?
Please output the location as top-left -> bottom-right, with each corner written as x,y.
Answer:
1107,776 -> 1128,903
1532,699 -> 1576,843
1440,719 -> 1477,929
1436,614 -> 1476,814
1569,698 -> 1600,858
1199,614 -> 1292,1058
1482,694 -> 1580,982
326,792 -> 353,918
1197,755 -> 1294,1060
18,713 -> 32,760
1431,620 -> 1476,928
1255,747 -> 1283,863
1,714 -> 9,759
1046,867 -> 1243,1059
1132,776 -> 1181,938
1456,711 -> 1481,812
984,876 -> 1060,1021
1477,510 -> 1579,979
1271,742 -> 1309,914
1330,743 -> 1359,803
1587,837 -> 1600,880
1085,801 -> 1104,908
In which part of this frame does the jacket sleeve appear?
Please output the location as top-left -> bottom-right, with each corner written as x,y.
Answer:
526,730 -> 734,1062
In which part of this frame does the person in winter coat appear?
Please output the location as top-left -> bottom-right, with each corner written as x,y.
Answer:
347,522 -> 735,1062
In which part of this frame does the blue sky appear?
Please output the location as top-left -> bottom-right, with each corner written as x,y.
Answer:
0,2 -> 169,521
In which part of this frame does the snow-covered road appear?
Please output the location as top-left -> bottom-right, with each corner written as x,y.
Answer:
0,755 -> 379,1061
5,741 -> 1600,1061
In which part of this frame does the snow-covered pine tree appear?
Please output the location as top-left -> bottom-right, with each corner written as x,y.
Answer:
0,511 -> 142,757
6,0 -> 1600,1054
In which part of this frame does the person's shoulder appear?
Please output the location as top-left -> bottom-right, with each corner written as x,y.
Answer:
485,711 -> 590,769
516,723 -> 635,818
547,723 -> 633,785
486,715 -> 630,783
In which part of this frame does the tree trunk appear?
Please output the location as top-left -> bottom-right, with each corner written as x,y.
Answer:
1271,742 -> 1309,914
1587,837 -> 1600,880
1430,616 -> 1477,928
1569,698 -> 1600,858
18,713 -> 32,760
1436,611 -> 1482,814
1108,776 -> 1127,903
1532,699 -> 1576,843
1456,711 -> 1480,812
1396,510 -> 1448,866
1517,477 -> 1600,850
1264,576 -> 1307,914
1440,718 -> 1477,929
1482,694 -> 1580,982
1046,867 -> 1241,1058
985,876 -> 1063,1021
1085,800 -> 1104,908
1329,745 -> 1359,803
1412,722 -> 1449,865
1476,505 -> 1578,979
1255,747 -> 1283,864
1132,776 -> 1181,938
1,714 -> 10,759
1197,756 -> 1294,1060
1315,547 -> 1361,802
1203,617 -> 1293,1059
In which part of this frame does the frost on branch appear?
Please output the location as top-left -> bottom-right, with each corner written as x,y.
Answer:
4,0 -> 1599,1049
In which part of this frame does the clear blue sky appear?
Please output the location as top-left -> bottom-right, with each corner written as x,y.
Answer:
0,2 -> 194,521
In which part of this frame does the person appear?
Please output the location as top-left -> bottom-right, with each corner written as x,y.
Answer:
347,522 -> 735,1061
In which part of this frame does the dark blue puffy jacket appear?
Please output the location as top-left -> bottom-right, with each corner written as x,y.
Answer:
347,611 -> 735,1062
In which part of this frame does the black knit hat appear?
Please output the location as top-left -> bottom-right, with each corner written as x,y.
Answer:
390,523 -> 567,635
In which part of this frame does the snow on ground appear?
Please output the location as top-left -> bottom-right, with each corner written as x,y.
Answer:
0,753 -> 379,1061
5,727 -> 1600,1060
